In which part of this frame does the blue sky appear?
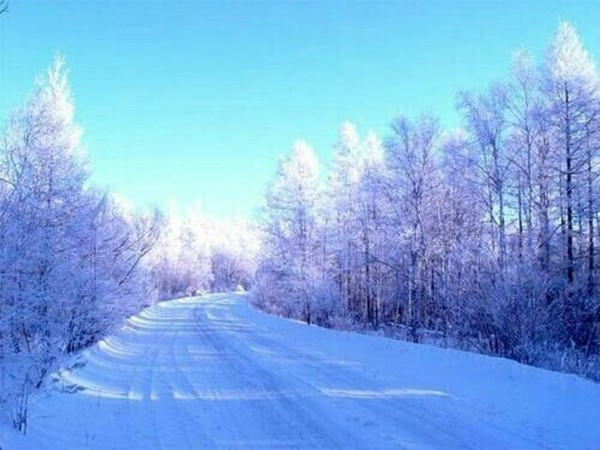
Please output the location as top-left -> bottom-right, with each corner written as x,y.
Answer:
1,1 -> 600,218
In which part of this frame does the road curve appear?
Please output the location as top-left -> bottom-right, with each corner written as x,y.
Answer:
22,293 -> 600,449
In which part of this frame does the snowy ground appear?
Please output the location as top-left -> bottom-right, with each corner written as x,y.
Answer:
2,293 -> 600,449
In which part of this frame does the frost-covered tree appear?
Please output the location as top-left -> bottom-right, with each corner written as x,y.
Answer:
253,141 -> 330,323
149,204 -> 260,298
208,218 -> 260,292
62,194 -> 160,353
149,203 -> 212,298
545,22 -> 599,287
326,122 -> 366,317
354,132 -> 388,326
542,22 -> 600,354
0,58 -> 89,432
326,126 -> 391,326
384,116 -> 441,336
0,57 -> 158,433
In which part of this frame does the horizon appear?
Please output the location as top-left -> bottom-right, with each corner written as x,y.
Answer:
2,1 -> 600,218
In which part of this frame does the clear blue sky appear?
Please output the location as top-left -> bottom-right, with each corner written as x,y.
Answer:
1,1 -> 600,218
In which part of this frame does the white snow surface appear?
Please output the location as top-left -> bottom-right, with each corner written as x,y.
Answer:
2,293 -> 600,449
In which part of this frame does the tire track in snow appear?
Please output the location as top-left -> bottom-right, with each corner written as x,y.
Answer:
161,326 -> 213,448
199,297 -> 533,449
23,294 -> 600,449
192,302 -> 360,448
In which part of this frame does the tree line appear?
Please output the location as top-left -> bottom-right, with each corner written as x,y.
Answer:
252,22 -> 600,380
149,204 -> 258,299
0,58 -> 161,433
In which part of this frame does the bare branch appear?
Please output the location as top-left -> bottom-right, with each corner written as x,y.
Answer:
0,1 -> 8,15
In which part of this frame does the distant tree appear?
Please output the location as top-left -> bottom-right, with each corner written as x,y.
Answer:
148,205 -> 259,297
208,218 -> 260,292
149,204 -> 212,298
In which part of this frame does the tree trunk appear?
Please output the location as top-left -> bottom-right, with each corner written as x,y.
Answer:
565,87 -> 574,285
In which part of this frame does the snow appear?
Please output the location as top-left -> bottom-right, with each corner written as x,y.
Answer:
2,293 -> 599,449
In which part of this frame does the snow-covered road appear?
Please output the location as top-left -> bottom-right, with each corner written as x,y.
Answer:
8,293 -> 600,449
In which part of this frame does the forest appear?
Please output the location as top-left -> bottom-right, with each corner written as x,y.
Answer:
253,22 -> 600,381
1,19 -> 600,434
